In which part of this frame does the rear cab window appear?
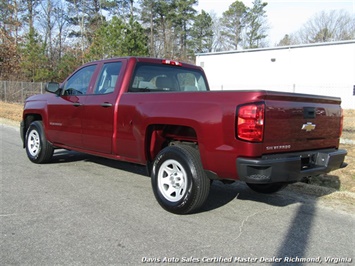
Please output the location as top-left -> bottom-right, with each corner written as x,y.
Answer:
129,63 -> 209,92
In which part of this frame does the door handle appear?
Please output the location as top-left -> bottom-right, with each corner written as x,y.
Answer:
73,102 -> 82,107
101,102 -> 113,108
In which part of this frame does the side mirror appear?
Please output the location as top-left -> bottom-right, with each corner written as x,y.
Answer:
45,82 -> 60,94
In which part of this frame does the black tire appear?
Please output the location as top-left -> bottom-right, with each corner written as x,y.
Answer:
151,145 -> 210,214
25,121 -> 54,164
246,182 -> 287,194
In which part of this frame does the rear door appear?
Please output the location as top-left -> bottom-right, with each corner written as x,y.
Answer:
47,64 -> 98,148
81,61 -> 124,153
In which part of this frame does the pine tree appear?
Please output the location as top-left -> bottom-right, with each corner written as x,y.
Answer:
190,10 -> 213,54
21,28 -> 49,81
86,16 -> 148,60
220,1 -> 247,50
171,0 -> 198,60
243,0 -> 269,49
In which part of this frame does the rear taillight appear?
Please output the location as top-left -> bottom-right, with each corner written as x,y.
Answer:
340,108 -> 344,137
237,103 -> 265,142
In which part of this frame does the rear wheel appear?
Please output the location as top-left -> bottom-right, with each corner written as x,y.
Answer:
151,144 -> 210,214
246,182 -> 287,194
25,121 -> 54,163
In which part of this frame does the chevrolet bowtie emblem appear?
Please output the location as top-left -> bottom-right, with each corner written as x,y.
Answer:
302,122 -> 316,132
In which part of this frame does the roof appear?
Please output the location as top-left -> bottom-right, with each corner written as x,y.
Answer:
80,57 -> 202,70
196,40 -> 355,57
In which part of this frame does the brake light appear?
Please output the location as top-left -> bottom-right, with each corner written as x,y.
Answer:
339,108 -> 344,137
237,103 -> 265,142
162,59 -> 182,67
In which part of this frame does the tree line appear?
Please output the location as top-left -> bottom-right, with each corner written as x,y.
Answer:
1,0 -> 354,83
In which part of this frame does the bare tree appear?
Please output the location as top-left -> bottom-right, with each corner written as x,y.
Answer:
277,33 -> 299,46
0,0 -> 24,79
209,12 -> 228,52
296,9 -> 355,43
39,0 -> 55,60
53,1 -> 69,60
22,0 -> 40,32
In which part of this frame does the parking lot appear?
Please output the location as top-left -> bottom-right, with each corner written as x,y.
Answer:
1,123 -> 354,265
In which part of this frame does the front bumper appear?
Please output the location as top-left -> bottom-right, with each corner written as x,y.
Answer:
20,120 -> 25,148
237,148 -> 347,184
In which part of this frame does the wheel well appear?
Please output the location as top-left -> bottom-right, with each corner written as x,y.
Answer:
146,124 -> 198,162
23,114 -> 42,140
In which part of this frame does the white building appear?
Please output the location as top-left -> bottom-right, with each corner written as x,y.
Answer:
196,40 -> 355,109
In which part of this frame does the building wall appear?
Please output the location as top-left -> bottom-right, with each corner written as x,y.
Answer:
196,41 -> 355,109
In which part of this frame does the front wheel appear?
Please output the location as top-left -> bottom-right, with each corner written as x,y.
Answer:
246,182 -> 287,194
25,121 -> 54,164
151,145 -> 210,214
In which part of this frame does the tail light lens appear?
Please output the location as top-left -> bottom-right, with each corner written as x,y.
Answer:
339,108 -> 344,137
237,103 -> 265,142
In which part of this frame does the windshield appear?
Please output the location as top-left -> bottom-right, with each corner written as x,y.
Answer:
129,63 -> 209,92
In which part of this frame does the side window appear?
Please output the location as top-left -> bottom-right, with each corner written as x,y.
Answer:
177,72 -> 208,91
94,62 -> 122,94
63,65 -> 96,95
177,73 -> 197,91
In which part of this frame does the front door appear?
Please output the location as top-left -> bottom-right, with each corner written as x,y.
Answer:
47,64 -> 97,148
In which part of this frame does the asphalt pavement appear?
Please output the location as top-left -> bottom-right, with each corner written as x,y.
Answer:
1,123 -> 354,265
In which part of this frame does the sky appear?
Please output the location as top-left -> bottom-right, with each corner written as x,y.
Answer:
197,0 -> 355,46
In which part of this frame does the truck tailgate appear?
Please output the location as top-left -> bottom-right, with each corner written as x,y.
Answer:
262,92 -> 342,154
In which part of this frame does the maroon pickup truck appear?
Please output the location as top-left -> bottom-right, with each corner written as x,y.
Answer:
21,57 -> 347,214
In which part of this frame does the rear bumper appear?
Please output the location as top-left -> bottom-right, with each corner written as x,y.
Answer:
237,148 -> 347,184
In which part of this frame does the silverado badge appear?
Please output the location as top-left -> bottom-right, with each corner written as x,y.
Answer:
302,122 -> 316,132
